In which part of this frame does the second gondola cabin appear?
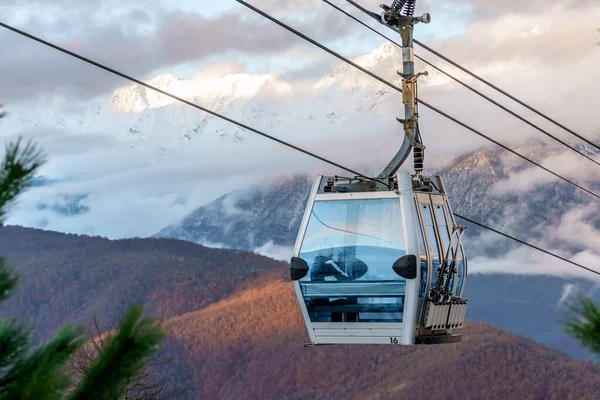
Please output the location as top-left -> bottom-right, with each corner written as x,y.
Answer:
290,172 -> 467,345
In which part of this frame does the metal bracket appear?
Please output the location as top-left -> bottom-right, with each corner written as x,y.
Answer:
377,2 -> 431,180
400,71 -> 429,81
445,224 -> 467,268
396,117 -> 425,149
396,71 -> 428,150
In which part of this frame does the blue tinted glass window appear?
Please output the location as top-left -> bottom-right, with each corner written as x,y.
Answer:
434,205 -> 454,290
421,204 -> 440,291
456,247 -> 465,296
298,198 -> 406,323
414,199 -> 428,297
434,205 -> 452,260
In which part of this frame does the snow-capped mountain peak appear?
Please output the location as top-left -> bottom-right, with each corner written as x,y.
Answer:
109,72 -> 292,115
315,41 -> 401,90
356,41 -> 399,68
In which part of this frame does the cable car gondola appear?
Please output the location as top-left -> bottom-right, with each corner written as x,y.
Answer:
289,0 -> 468,345
290,173 -> 467,345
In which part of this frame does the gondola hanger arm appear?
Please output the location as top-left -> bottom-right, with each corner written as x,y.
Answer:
376,0 -> 431,180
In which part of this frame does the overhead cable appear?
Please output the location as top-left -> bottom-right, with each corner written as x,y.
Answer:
0,21 -> 597,278
344,0 -> 600,152
0,21 -> 378,184
233,0 -> 600,201
455,214 -> 600,278
322,0 -> 600,168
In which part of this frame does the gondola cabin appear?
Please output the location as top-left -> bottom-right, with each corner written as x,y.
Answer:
290,171 -> 467,345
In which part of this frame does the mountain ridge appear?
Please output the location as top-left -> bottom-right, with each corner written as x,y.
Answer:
2,224 -> 598,360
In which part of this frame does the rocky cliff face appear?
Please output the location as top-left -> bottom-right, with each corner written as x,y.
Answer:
155,175 -> 312,250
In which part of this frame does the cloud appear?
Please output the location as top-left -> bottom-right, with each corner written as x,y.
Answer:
556,280 -> 600,311
557,282 -> 579,309
461,196 -> 600,279
0,1 -> 355,103
253,241 -> 294,261
423,0 -> 600,72
439,0 -> 598,19
548,205 -> 600,252
468,245 -> 600,280
488,149 -> 600,196
3,104 -> 375,238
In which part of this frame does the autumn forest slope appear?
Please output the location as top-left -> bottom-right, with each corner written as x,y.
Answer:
1,225 -> 599,399
165,280 -> 600,399
0,225 -> 284,340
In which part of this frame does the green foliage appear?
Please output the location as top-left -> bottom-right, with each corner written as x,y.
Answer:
0,109 -> 166,399
0,324 -> 85,400
0,137 -> 45,223
0,319 -> 30,372
70,305 -> 166,400
563,296 -> 600,356
0,257 -> 18,301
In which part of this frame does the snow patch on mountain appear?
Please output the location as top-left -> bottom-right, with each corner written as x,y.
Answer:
109,73 -> 292,114
154,175 -> 311,251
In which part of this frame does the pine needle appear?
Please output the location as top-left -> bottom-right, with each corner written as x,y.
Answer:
563,296 -> 600,355
0,137 -> 46,223
0,257 -> 18,302
0,324 -> 85,400
69,304 -> 166,400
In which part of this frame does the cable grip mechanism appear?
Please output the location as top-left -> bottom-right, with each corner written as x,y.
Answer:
396,70 -> 427,150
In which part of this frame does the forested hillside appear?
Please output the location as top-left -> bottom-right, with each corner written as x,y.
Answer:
0,225 -> 284,340
165,280 -> 600,399
1,225 -> 599,398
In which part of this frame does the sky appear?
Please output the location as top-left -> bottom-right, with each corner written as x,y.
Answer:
1,0 -> 600,278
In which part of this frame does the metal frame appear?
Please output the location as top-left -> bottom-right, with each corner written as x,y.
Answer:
412,194 -> 433,325
439,182 -> 468,297
397,172 -> 420,344
414,192 -> 443,331
292,176 -> 321,344
412,184 -> 466,336
313,191 -> 400,201
377,4 -> 431,179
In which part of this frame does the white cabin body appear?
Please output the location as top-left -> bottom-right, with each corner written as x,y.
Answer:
290,171 -> 467,345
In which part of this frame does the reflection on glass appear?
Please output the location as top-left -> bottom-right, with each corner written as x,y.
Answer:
421,204 -> 441,291
414,199 -> 428,297
298,198 -> 406,323
456,247 -> 465,295
435,205 -> 452,260
435,205 -> 454,291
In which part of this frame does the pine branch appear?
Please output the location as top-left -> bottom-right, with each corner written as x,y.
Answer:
0,257 -> 19,302
0,133 -> 171,399
563,296 -> 600,355
0,323 -> 85,400
69,304 -> 166,400
0,319 -> 31,371
0,137 -> 46,223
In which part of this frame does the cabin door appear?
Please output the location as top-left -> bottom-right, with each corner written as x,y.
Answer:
414,193 -> 466,321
